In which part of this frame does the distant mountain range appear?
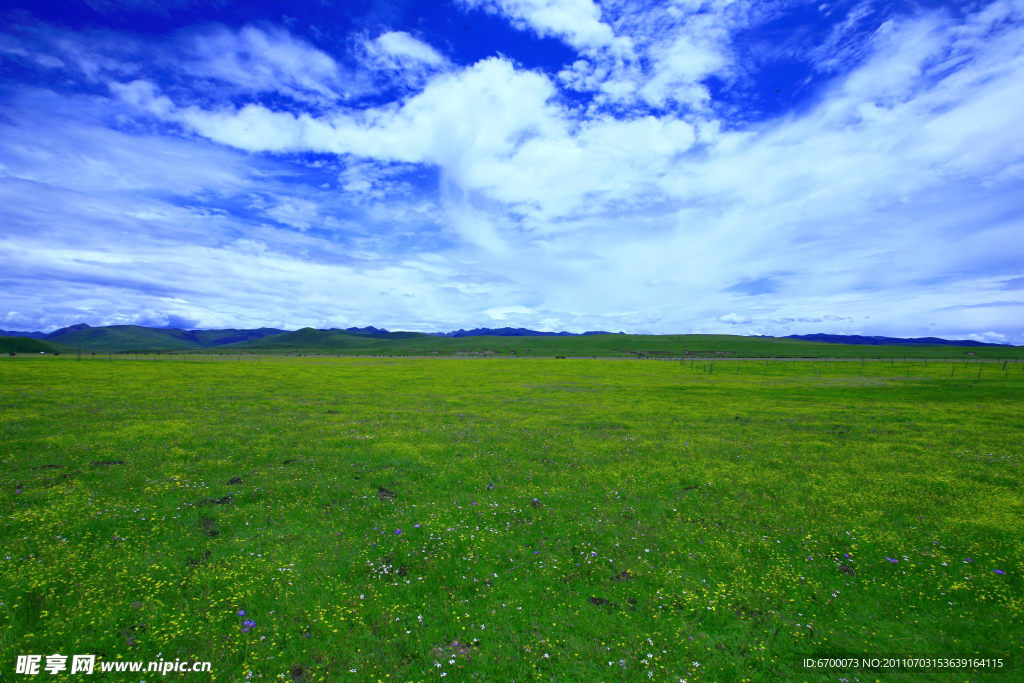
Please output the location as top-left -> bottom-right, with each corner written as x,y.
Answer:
0,323 -> 286,351
0,323 -> 1012,352
431,327 -> 617,337
0,323 -> 620,349
784,333 -> 1006,347
0,328 -> 47,339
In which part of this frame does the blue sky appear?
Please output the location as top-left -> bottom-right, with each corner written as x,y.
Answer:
1,0 -> 1022,341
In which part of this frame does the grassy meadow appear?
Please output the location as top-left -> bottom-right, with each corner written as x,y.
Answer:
7,329 -> 1024,359
1,355 -> 1022,681
195,333 -> 1024,359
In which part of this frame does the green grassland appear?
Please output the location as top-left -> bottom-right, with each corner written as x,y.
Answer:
223,330 -> 1024,359
6,328 -> 1023,359
1,356 -> 1022,681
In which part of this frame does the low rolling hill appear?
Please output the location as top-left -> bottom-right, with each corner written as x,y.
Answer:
221,331 -> 1023,359
1,323 -> 1019,358
33,324 -> 286,352
223,328 -> 435,350
46,325 -> 202,351
0,336 -> 74,354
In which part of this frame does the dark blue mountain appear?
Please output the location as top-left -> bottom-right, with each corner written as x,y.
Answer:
47,323 -> 92,338
786,333 -> 1006,347
5,323 -> 1006,347
433,327 -> 618,337
333,326 -> 390,336
185,328 -> 286,346
0,329 -> 47,339
0,323 -> 92,339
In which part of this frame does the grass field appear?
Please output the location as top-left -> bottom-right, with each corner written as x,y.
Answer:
2,356 -> 1022,681
6,330 -> 1024,359
206,333 -> 1024,360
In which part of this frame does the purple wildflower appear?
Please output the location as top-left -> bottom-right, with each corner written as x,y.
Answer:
994,569 -> 1004,575
414,523 -> 421,528
964,558 -> 974,563
395,529 -> 402,535
886,557 -> 899,563
241,619 -> 256,633
238,609 -> 245,616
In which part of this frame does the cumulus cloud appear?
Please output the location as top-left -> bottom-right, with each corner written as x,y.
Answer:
113,57 -> 563,174
636,12 -> 733,109
552,1 -> 756,111
113,57 -> 701,223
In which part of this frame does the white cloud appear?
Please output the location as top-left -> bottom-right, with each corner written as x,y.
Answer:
461,0 -> 622,51
356,31 -> 450,91
544,1 -> 761,112
182,25 -> 345,102
485,305 -> 534,320
809,1 -> 877,73
264,198 -> 320,230
637,12 -> 733,109
114,58 -> 703,224
110,80 -> 175,117
968,331 -> 1011,344
2,23 -> 359,103
338,159 -> 425,203
372,31 -> 445,66
2,89 -> 247,197
117,57 -> 563,169
468,115 -> 696,222
0,35 -> 66,69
